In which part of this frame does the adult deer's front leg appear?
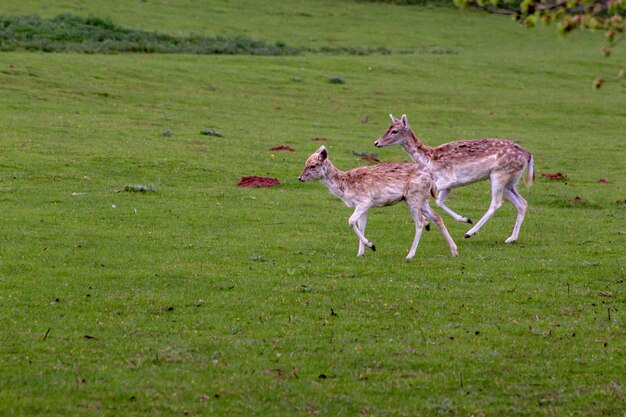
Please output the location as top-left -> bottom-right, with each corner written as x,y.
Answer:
349,207 -> 375,255
465,178 -> 505,239
436,188 -> 473,224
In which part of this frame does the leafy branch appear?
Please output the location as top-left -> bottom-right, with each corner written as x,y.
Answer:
455,0 -> 625,86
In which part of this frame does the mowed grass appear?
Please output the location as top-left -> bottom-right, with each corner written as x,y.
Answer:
0,1 -> 625,416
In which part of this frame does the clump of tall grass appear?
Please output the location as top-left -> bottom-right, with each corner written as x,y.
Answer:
0,14 -> 299,55
0,14 -> 403,56
356,0 -> 455,5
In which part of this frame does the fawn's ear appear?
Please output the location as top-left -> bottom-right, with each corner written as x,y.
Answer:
401,114 -> 410,129
390,114 -> 400,123
318,146 -> 328,161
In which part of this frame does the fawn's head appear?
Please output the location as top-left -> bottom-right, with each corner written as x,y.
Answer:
374,114 -> 413,148
298,146 -> 329,182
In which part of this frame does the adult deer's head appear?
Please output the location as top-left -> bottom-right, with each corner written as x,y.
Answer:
374,114 -> 412,148
298,146 -> 329,182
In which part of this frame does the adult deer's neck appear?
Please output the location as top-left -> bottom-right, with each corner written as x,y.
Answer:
320,161 -> 347,199
403,130 -> 432,166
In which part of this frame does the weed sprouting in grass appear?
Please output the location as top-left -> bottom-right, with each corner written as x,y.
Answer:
123,184 -> 156,193
419,46 -> 458,54
352,150 -> 379,158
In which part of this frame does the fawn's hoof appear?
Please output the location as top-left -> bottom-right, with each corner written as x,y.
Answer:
425,223 -> 431,232
464,234 -> 472,239
467,218 -> 473,224
370,244 -> 376,252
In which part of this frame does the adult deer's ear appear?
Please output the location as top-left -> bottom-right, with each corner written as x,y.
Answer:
390,114 -> 400,123
401,114 -> 410,129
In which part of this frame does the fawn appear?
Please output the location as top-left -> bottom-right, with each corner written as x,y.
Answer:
299,146 -> 458,258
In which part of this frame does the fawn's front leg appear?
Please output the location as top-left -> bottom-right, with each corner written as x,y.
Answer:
349,207 -> 375,256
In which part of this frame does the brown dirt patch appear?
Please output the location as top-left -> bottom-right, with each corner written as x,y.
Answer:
269,145 -> 295,152
361,156 -> 381,163
570,195 -> 586,204
541,172 -> 567,180
237,176 -> 280,187
311,137 -> 331,142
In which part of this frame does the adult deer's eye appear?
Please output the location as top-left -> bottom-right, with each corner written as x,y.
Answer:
391,129 -> 398,135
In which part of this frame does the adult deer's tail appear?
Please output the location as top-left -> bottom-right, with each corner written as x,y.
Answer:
524,154 -> 534,189
430,173 -> 439,199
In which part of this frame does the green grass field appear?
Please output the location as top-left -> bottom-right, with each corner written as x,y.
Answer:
1,1 -> 625,416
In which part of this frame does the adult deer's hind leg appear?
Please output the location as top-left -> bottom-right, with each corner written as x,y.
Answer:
503,179 -> 528,243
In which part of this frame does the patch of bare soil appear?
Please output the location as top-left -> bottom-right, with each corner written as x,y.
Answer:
237,176 -> 280,187
541,172 -> 567,180
269,145 -> 294,152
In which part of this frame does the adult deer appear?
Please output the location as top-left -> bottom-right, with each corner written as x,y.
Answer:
298,146 -> 458,259
374,114 -> 534,243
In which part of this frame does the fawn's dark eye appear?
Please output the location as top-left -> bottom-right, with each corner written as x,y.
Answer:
391,129 -> 398,134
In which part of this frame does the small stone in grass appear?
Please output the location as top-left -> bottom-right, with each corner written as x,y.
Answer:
201,128 -> 223,137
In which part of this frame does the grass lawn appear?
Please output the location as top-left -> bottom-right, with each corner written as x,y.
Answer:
0,1 -> 624,415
